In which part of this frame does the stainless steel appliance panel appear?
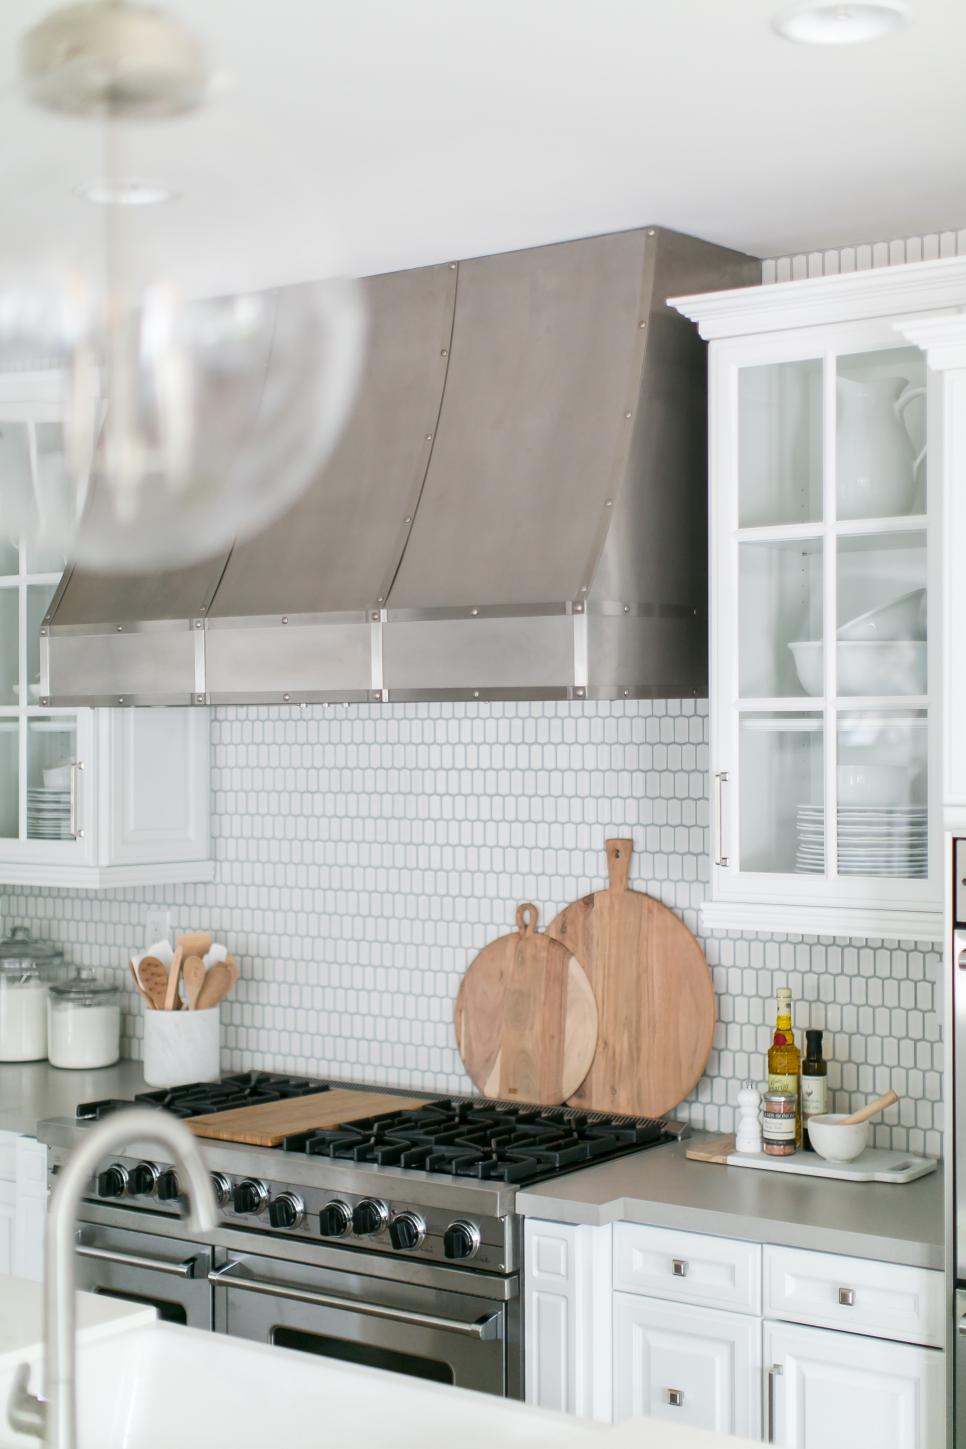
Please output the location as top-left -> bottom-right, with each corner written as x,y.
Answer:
75,1219 -> 213,1330
211,1248 -> 515,1396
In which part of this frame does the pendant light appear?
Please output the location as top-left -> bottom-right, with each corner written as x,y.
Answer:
2,1 -> 364,574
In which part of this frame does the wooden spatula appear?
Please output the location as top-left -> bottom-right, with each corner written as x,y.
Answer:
137,956 -> 168,1011
163,946 -> 184,1011
839,1090 -> 899,1125
183,956 -> 206,1010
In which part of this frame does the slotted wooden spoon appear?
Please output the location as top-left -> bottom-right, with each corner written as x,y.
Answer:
137,956 -> 169,1011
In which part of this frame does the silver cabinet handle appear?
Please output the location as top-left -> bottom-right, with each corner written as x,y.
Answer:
838,1287 -> 855,1306
75,1243 -> 198,1279
208,1262 -> 502,1340
68,761 -> 77,840
767,1364 -> 783,1444
666,1388 -> 683,1407
714,770 -> 729,867
671,1258 -> 689,1278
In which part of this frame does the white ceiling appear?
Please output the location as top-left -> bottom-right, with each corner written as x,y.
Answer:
0,0 -> 964,295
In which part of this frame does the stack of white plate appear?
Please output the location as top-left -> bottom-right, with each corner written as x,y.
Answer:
26,786 -> 71,840
796,804 -> 928,877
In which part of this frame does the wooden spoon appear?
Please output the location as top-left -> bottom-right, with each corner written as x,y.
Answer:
839,1090 -> 899,1126
128,961 -> 151,1003
183,955 -> 206,1010
195,959 -> 235,1011
137,956 -> 169,1011
163,945 -> 184,1011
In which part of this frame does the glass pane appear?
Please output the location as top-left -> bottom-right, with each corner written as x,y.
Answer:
26,717 -> 75,842
0,720 -> 17,838
0,588 -> 18,706
739,538 -> 822,698
739,359 -> 822,527
24,424 -> 67,573
836,533 -> 926,697
836,346 -> 927,520
836,712 -> 927,878
26,585 -> 56,703
739,713 -> 823,874
0,535 -> 18,576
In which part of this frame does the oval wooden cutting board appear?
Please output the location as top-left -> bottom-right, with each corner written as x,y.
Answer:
548,839 -> 715,1118
455,903 -> 599,1105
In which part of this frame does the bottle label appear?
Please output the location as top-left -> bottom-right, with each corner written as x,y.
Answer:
767,1073 -> 798,1096
801,1077 -> 828,1118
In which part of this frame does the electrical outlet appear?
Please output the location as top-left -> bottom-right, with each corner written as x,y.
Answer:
145,908 -> 171,949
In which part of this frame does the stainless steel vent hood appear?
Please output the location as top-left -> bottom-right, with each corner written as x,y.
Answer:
43,226 -> 758,706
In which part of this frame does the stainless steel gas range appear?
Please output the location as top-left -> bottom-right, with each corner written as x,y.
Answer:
38,1073 -> 684,1400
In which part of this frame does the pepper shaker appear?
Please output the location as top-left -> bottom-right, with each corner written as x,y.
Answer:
735,1080 -> 763,1155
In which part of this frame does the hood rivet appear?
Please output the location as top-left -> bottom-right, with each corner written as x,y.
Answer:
605,499 -> 613,507
575,603 -> 584,613
624,411 -> 632,420
281,616 -> 288,625
440,348 -> 448,357
576,688 -> 585,697
471,608 -> 479,617
473,691 -> 480,699
283,694 -> 291,702
624,605 -> 630,614
116,625 -> 123,632
639,320 -> 647,329
404,516 -> 412,525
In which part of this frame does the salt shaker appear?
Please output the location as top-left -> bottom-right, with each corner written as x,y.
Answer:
735,1080 -> 763,1155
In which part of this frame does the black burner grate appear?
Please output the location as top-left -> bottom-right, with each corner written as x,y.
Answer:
282,1099 -> 673,1186
76,1071 -> 330,1122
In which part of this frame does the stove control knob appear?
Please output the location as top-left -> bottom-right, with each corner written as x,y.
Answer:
319,1200 -> 352,1238
209,1173 -> 231,1209
443,1220 -> 481,1261
127,1161 -> 160,1197
232,1178 -> 268,1215
95,1164 -> 129,1200
389,1211 -> 425,1251
352,1198 -> 389,1237
268,1192 -> 305,1230
156,1169 -> 181,1202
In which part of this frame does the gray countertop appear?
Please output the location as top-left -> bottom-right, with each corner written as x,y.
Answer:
0,1059 -> 150,1136
517,1136 -> 945,1270
0,1063 -> 944,1270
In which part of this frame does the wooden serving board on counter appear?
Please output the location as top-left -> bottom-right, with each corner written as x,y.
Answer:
687,1134 -> 937,1185
455,903 -> 598,1104
548,839 -> 715,1118
187,1089 -> 430,1147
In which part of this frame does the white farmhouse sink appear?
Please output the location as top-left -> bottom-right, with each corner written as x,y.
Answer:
0,1320 -> 605,1449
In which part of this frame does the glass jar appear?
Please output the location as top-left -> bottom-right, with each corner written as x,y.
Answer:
761,1090 -> 799,1156
0,925 -> 64,1061
47,969 -> 121,1070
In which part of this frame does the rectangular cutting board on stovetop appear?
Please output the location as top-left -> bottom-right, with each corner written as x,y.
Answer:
187,1088 -> 431,1146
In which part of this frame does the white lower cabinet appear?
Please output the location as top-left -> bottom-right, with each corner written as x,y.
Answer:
0,1131 -> 46,1281
614,1291 -> 762,1439
763,1320 -> 944,1449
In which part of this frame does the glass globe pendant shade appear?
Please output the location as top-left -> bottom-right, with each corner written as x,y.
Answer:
1,0 -> 366,575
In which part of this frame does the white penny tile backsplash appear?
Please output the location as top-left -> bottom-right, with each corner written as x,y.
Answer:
4,698 -> 942,1158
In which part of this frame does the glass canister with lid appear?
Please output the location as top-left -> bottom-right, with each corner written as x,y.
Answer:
47,968 -> 121,1070
0,925 -> 65,1061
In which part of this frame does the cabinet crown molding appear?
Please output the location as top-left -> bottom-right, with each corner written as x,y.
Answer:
671,254 -> 966,339
893,310 -> 966,368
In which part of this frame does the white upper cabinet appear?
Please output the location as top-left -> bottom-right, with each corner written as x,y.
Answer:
671,259 -> 966,943
0,383 -> 212,888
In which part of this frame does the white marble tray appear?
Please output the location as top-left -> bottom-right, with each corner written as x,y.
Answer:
686,1134 -> 938,1184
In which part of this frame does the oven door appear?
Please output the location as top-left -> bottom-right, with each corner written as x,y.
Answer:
74,1219 -> 213,1330
210,1249 -> 512,1396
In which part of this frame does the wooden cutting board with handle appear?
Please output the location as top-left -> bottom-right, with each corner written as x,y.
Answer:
187,1089 -> 430,1147
548,839 -> 714,1118
455,903 -> 598,1104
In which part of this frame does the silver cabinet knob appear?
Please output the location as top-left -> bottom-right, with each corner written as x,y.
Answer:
838,1287 -> 855,1306
671,1258 -> 689,1278
666,1389 -> 684,1407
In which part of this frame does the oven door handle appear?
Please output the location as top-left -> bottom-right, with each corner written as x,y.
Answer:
76,1242 -> 200,1279
207,1262 -> 503,1340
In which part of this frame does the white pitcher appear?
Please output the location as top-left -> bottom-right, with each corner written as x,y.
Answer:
836,374 -> 926,519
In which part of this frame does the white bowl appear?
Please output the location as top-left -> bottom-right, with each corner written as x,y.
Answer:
837,588 -> 926,642
789,640 -> 926,696
806,1113 -> 869,1163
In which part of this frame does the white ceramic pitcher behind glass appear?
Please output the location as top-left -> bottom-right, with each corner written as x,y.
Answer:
836,374 -> 926,519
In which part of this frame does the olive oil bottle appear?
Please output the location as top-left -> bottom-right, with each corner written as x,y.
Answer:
767,987 -> 801,1146
801,1028 -> 828,1152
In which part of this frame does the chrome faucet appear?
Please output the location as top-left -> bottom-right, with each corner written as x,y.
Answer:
7,1108 -> 217,1449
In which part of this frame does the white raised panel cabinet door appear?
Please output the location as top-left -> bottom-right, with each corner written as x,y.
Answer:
0,1130 -> 15,1276
99,708 -> 209,869
764,1320 -> 943,1449
613,1292 -> 762,1439
524,1219 -> 613,1420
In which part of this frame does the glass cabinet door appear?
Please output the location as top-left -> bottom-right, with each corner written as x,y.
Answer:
0,417 -> 84,854
724,334 -> 933,907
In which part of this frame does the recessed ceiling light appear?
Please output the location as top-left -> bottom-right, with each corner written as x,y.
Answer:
74,179 -> 178,206
773,1 -> 913,44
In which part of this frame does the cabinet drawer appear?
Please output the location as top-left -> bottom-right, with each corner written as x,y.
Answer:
614,1223 -> 761,1315
763,1245 -> 943,1347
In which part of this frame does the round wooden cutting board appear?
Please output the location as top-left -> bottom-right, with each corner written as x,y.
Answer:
455,903 -> 599,1105
548,839 -> 715,1118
